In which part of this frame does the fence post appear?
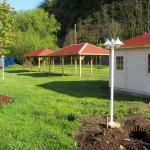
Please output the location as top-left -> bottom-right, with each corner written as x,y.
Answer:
1,55 -> 5,79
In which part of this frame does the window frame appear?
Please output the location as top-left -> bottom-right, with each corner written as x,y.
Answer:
116,56 -> 124,71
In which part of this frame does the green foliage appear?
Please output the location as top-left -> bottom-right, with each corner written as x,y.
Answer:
64,29 -> 75,46
40,0 -> 150,44
79,34 -> 97,45
0,0 -> 16,55
106,20 -> 122,39
12,9 -> 60,55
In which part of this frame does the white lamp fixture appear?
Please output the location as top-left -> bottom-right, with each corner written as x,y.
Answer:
104,38 -> 111,49
104,37 -> 123,128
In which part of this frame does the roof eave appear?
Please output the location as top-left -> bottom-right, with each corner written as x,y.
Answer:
79,53 -> 109,56
117,45 -> 150,50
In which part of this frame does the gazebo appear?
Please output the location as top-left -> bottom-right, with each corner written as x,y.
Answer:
23,48 -> 53,71
48,43 -> 109,77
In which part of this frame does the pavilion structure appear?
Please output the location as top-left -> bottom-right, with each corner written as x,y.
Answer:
48,43 -> 109,77
23,48 -> 53,71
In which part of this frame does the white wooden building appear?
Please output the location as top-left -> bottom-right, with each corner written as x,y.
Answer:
112,33 -> 150,96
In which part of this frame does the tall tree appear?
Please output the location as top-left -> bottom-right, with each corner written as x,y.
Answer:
12,9 -> 60,55
40,0 -> 150,45
0,0 -> 16,55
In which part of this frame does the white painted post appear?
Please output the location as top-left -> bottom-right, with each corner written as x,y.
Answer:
1,55 -> 4,79
110,46 -> 114,124
104,37 -> 123,128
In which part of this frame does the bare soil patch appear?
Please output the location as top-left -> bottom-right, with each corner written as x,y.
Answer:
75,115 -> 150,150
0,95 -> 13,104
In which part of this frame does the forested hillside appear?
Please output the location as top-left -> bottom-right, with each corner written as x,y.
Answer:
40,0 -> 150,46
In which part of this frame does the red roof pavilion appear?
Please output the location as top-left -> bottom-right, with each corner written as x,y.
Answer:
48,43 -> 109,77
49,43 -> 109,56
22,48 -> 53,72
23,48 -> 53,57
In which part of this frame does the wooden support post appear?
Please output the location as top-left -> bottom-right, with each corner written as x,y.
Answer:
29,58 -> 32,72
71,56 -> 73,66
74,57 -> 77,74
79,56 -> 84,77
79,56 -> 82,77
52,57 -> 54,71
49,57 -> 51,73
90,56 -> 93,76
23,58 -> 25,70
60,57 -> 61,65
43,59 -> 46,72
61,56 -> 64,76
96,56 -> 98,66
38,57 -> 41,72
99,56 -> 102,67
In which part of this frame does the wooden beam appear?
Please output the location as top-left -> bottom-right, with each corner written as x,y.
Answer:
99,56 -> 102,67
74,57 -> 77,74
61,56 -> 64,76
38,57 -> 41,72
49,57 -> 51,73
71,56 -> 73,66
43,58 -> 46,72
90,56 -> 93,76
96,56 -> 98,66
79,56 -> 84,77
29,58 -> 32,72
52,57 -> 55,71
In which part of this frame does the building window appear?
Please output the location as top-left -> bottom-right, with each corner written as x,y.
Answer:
116,56 -> 124,70
148,54 -> 150,73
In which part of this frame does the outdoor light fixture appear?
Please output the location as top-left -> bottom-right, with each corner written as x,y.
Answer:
104,37 -> 123,128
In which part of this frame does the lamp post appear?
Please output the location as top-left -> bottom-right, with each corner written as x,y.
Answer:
1,55 -> 5,79
104,37 -> 123,128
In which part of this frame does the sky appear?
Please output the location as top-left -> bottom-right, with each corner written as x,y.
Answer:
1,0 -> 44,11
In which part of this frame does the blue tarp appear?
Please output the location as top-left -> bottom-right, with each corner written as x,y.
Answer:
4,56 -> 17,67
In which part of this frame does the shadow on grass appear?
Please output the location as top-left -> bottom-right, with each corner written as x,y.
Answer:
37,80 -> 142,101
37,80 -> 109,99
5,70 -> 32,73
18,72 -> 69,77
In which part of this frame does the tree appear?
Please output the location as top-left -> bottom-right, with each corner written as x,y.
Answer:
40,0 -> 150,45
0,0 -> 16,55
12,9 -> 60,55
106,20 -> 122,39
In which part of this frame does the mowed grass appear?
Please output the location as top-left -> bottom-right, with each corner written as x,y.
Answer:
0,64 -> 149,150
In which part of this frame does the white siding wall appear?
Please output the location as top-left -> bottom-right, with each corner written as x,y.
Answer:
114,48 -> 150,95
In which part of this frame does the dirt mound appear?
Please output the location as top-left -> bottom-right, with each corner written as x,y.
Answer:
75,115 -> 150,150
0,95 -> 13,104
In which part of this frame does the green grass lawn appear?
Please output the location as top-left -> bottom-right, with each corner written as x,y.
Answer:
0,64 -> 149,150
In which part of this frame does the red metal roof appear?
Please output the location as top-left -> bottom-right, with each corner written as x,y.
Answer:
123,33 -> 150,48
23,49 -> 53,57
49,43 -> 109,56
